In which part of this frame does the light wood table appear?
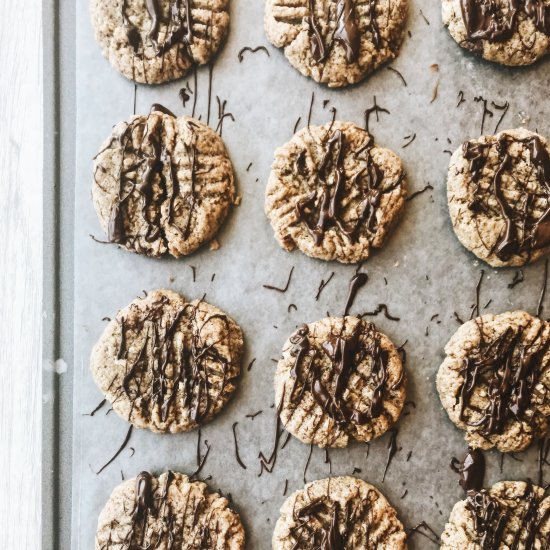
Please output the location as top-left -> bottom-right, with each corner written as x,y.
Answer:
0,0 -> 43,547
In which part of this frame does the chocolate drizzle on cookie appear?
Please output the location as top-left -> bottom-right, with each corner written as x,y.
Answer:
98,471 -> 238,549
460,0 -> 550,43
110,295 -> 238,428
307,0 -> 364,63
462,134 -> 550,262
465,482 -> 550,549
457,317 -> 550,438
289,487 -> 379,548
294,129 -> 402,248
122,0 -> 196,59
94,109 -> 212,256
286,319 -> 399,440
334,0 -> 361,62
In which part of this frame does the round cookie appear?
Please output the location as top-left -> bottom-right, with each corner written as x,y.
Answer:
440,481 -> 550,549
275,316 -> 406,448
447,128 -> 550,267
90,0 -> 230,84
90,289 -> 244,433
436,310 -> 550,453
265,121 -> 407,264
264,0 -> 408,87
96,471 -> 245,549
442,0 -> 550,66
92,106 -> 236,258
273,476 -> 407,549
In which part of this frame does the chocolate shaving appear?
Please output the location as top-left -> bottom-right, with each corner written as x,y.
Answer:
84,398 -> 107,417
386,66 -> 407,86
315,272 -> 335,301
407,183 -> 433,201
537,259 -> 548,318
402,133 -> 416,148
190,428 -> 211,478
95,426 -> 133,475
382,428 -> 398,482
407,522 -> 440,545
360,303 -> 400,321
508,270 -> 524,289
364,96 -> 390,133
232,422 -> 247,469
263,266 -> 294,292
237,45 -> 270,62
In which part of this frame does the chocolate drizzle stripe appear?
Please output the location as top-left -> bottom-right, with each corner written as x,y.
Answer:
95,426 -> 133,475
232,422 -> 247,469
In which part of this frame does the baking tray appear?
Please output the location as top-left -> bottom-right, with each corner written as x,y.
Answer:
43,0 -> 550,547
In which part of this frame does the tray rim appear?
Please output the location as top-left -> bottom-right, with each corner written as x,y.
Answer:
43,0 -> 76,547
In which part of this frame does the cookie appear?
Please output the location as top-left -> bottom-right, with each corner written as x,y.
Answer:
440,480 -> 550,549
90,289 -> 244,433
273,476 -> 407,549
447,128 -> 550,267
274,316 -> 405,448
436,310 -> 550,453
265,121 -> 407,264
95,471 -> 245,549
442,0 -> 550,66
92,106 -> 235,258
264,0 -> 408,87
90,0 -> 230,84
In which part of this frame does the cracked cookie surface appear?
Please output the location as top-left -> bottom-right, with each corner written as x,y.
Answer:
447,128 -> 550,267
92,108 -> 235,258
96,471 -> 245,549
273,476 -> 407,549
265,121 -> 407,264
436,310 -> 550,453
442,0 -> 550,65
265,0 -> 408,87
90,289 -> 244,433
441,481 -> 550,549
91,0 -> 230,83
274,316 -> 405,448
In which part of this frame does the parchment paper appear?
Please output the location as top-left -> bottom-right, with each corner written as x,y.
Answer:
72,0 -> 550,547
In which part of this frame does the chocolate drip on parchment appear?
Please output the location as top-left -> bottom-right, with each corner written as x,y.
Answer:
451,447 -> 486,493
286,319 -> 401,441
111,296 -> 236,426
462,135 -> 550,262
465,482 -> 550,549
460,0 -> 550,42
457,318 -> 550,438
288,487 -> 379,549
295,129 -> 402,248
94,107 -> 200,252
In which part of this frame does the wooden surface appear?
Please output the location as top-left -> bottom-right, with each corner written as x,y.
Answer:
0,0 -> 43,547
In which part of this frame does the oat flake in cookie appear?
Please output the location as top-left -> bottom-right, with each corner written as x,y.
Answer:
275,316 -> 405,448
92,107 -> 235,258
264,0 -> 408,87
441,481 -> 550,549
448,128 -> 550,267
265,121 -> 407,264
90,289 -> 243,433
273,476 -> 407,549
442,0 -> 550,66
90,0 -> 230,84
436,311 -> 550,453
95,471 -> 245,549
